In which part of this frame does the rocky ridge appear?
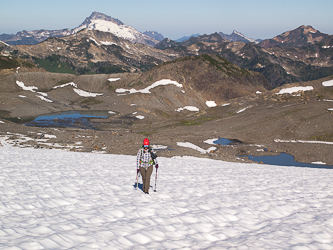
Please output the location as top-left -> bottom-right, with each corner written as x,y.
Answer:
259,25 -> 330,48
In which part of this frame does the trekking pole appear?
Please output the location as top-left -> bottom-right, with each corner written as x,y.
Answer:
135,171 -> 139,190
154,168 -> 158,192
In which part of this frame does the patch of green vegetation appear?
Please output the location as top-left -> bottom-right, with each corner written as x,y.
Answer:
197,116 -> 220,122
80,98 -> 103,105
22,60 -> 35,68
127,81 -> 144,88
10,50 -> 19,56
178,120 -> 202,126
34,55 -> 76,74
311,133 -> 333,142
19,54 -> 30,59
201,54 -> 251,77
108,85 -> 115,92
154,110 -> 172,119
1,116 -> 35,124
159,54 -> 251,77
147,75 -> 153,82
0,56 -> 19,69
96,65 -> 125,74
84,62 -> 129,74
57,80 -> 69,85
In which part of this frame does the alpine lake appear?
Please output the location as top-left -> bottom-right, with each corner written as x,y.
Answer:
213,138 -> 333,169
25,110 -> 117,130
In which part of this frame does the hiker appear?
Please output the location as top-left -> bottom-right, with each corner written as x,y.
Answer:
136,138 -> 158,194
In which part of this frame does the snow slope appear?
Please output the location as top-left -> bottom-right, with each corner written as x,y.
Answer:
1,145 -> 333,249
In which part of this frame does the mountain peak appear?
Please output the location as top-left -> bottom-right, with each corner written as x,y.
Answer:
143,31 -> 164,41
73,12 -> 158,46
260,25 -> 328,48
219,31 -> 258,44
82,12 -> 124,26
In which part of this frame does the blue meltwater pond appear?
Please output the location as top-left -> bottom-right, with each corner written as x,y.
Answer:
244,153 -> 333,169
212,138 -> 333,169
25,110 -> 115,129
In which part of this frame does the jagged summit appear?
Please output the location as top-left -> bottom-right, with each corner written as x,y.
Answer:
143,31 -> 164,41
0,12 -> 158,47
260,25 -> 329,48
219,30 -> 259,44
80,12 -> 124,26
92,12 -> 122,24
72,12 -> 159,46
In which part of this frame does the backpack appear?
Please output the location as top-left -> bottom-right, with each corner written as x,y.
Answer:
148,147 -> 157,163
140,146 -> 157,165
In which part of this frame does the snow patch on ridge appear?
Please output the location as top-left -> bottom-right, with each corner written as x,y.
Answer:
16,81 -> 38,92
276,86 -> 314,95
175,106 -> 199,112
73,88 -> 103,97
108,78 -> 121,82
116,79 -> 183,94
36,95 -> 53,103
322,80 -> 333,87
206,101 -> 217,107
53,82 -> 78,89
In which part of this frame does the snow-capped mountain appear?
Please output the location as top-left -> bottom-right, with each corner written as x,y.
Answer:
0,12 -> 159,47
73,12 -> 159,46
219,30 -> 260,44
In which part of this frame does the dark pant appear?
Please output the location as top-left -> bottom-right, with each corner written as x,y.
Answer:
140,165 -> 153,193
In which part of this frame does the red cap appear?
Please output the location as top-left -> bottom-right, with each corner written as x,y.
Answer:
143,138 -> 150,147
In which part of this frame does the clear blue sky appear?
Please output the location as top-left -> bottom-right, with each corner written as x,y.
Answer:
1,0 -> 332,40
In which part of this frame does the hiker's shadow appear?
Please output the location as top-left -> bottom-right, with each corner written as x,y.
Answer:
133,183 -> 153,191
134,183 -> 143,190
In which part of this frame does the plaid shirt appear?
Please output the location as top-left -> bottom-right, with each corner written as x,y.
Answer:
136,147 -> 157,169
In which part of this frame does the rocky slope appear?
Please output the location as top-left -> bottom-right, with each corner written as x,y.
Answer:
259,25 -> 329,48
10,29 -> 175,74
0,70 -> 332,166
219,30 -> 260,44
2,25 -> 333,90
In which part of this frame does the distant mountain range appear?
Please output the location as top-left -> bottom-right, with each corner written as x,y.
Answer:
0,12 -> 159,47
1,12 -> 333,90
3,12 -> 329,49
0,12 -> 262,46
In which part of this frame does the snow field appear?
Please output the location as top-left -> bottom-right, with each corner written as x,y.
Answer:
1,147 -> 333,249
16,80 -> 103,101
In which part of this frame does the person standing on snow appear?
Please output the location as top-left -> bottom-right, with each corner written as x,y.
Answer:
136,138 -> 158,194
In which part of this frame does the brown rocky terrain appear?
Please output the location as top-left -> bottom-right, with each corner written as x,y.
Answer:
259,25 -> 329,48
1,62 -> 332,166
2,26 -> 332,89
